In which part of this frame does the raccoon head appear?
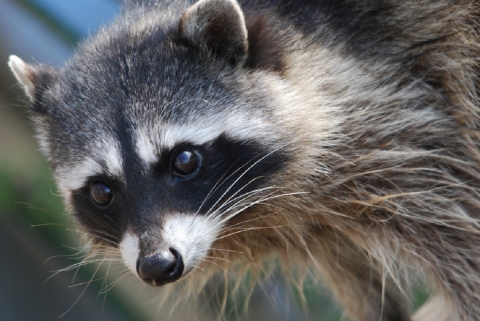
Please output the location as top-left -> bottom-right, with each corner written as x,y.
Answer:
8,0 -> 297,287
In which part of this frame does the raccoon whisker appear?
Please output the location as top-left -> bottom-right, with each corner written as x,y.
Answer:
15,202 -> 56,215
43,261 -> 91,284
61,244 -> 88,251
100,267 -> 113,315
89,243 -> 120,250
83,253 -> 122,262
98,268 -> 132,292
195,152 -> 255,215
207,185 -> 279,219
98,272 -> 128,299
210,178 -> 297,221
219,189 -> 279,212
192,265 -> 205,272
104,262 -> 131,274
89,246 -> 121,254
50,254 -> 90,265
204,145 -> 288,217
66,229 -> 119,246
100,260 -> 114,298
204,255 -> 232,264
44,247 -> 90,265
223,212 -> 277,230
69,225 -> 121,241
71,255 -> 125,294
215,191 -> 309,226
211,184 -> 284,218
66,228 -> 114,240
45,259 -> 113,282
58,261 -> 104,318
43,272 -> 66,285
51,254 -> 121,275
101,214 -> 123,232
215,225 -> 290,241
3,101 -> 25,109
61,258 -> 124,267
203,176 -> 266,218
99,270 -> 132,295
30,222 -> 68,228
209,247 -> 245,254
211,191 -> 284,229
207,172 -> 267,216
202,171 -> 264,218
68,277 -> 111,288
89,246 -> 122,255
202,258 -> 227,271
209,188 -> 280,225
211,185 -> 275,216
80,256 -> 124,264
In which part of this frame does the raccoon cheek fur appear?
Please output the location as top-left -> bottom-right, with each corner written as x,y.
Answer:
7,0 -> 480,320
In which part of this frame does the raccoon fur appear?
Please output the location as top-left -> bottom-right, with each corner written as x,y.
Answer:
8,0 -> 480,320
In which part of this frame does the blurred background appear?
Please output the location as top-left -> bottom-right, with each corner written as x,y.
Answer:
0,1 -> 424,320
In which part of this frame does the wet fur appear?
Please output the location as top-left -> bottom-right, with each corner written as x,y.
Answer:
8,0 -> 480,320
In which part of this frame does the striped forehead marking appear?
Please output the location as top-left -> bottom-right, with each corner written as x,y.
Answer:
54,137 -> 124,196
134,122 -> 224,166
134,115 -> 274,166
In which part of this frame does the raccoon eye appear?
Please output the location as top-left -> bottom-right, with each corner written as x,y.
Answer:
172,150 -> 199,178
90,182 -> 114,207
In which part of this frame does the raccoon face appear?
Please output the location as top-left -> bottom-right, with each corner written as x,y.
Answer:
8,0 -> 291,286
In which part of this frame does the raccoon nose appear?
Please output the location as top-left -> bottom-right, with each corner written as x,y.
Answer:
136,248 -> 184,286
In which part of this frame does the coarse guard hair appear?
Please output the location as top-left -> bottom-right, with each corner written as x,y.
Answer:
8,0 -> 480,320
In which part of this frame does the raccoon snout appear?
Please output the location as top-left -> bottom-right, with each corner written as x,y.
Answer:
136,247 -> 184,286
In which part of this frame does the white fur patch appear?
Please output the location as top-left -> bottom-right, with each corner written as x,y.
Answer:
33,118 -> 51,160
161,122 -> 225,150
54,137 -> 124,200
55,156 -> 103,198
101,138 -> 124,177
119,232 -> 140,275
118,214 -> 221,278
134,122 -> 225,165
135,128 -> 157,165
161,213 -> 222,273
135,113 -> 275,166
8,55 -> 36,101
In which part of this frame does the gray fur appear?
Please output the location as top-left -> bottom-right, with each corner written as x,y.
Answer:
8,0 -> 480,320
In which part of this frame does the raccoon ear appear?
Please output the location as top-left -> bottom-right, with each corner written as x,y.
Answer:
8,55 -> 57,113
180,0 -> 248,65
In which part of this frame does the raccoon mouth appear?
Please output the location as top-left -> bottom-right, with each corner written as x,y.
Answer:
136,247 -> 185,287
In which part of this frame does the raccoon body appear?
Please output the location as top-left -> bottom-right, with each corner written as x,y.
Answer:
8,0 -> 480,320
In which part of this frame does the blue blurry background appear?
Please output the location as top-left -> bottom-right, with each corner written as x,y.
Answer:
0,1 -> 345,320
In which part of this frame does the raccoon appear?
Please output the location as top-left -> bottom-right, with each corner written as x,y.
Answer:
8,0 -> 480,320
